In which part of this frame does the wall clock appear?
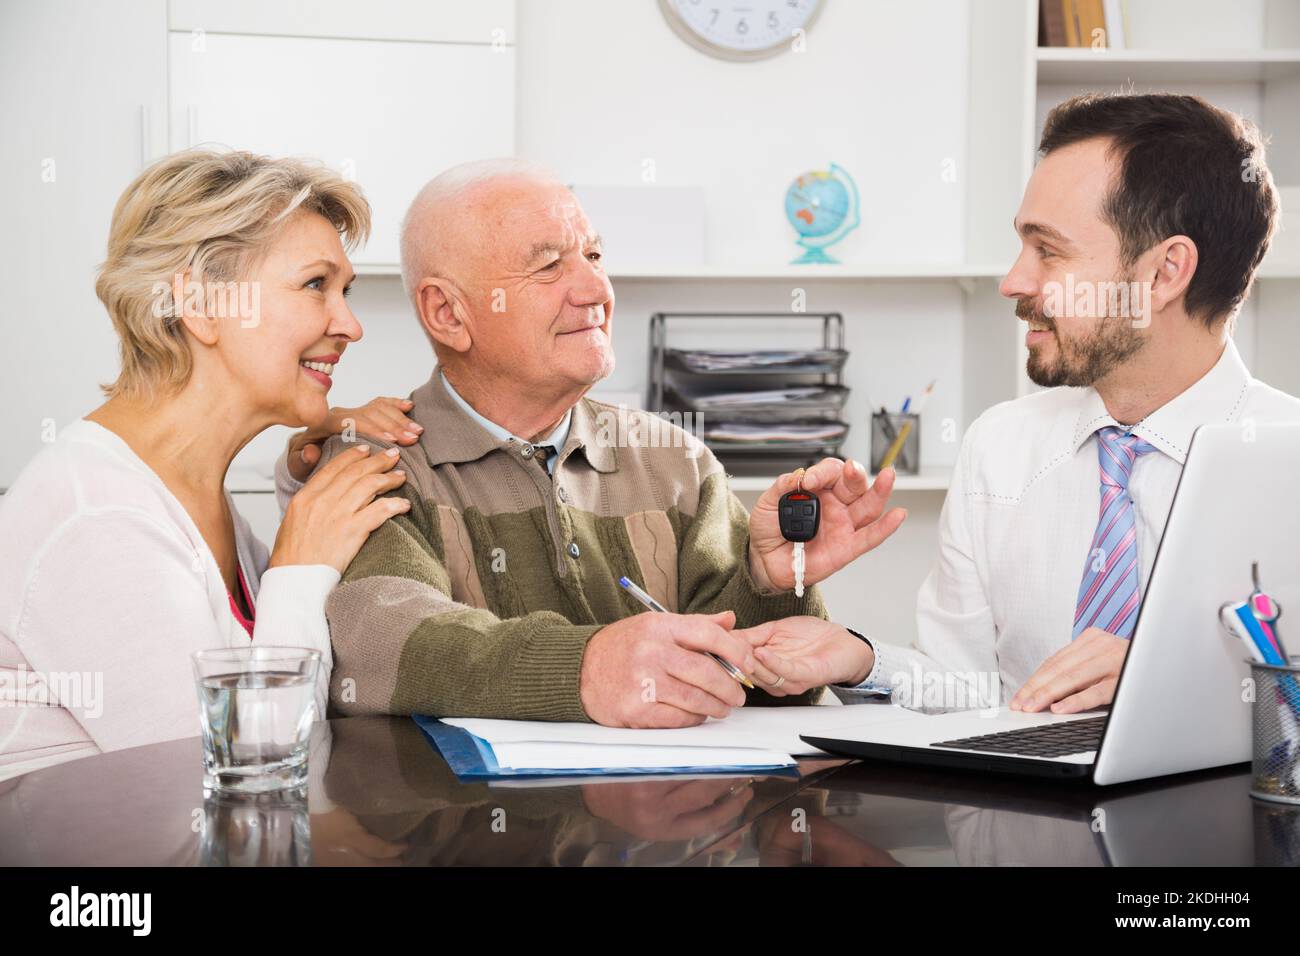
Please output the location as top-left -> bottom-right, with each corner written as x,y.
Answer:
658,0 -> 825,61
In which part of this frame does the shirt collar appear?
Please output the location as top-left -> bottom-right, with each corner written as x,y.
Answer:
440,369 -> 572,456
1071,338 -> 1253,464
409,368 -> 617,474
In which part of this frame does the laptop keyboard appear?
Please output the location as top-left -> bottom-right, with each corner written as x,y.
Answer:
930,716 -> 1106,758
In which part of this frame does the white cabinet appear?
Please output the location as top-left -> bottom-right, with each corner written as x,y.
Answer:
231,492 -> 283,549
167,0 -> 515,45
0,0 -> 169,489
168,30 -> 515,266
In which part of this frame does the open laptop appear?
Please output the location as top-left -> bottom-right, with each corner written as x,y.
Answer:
803,422 -> 1300,785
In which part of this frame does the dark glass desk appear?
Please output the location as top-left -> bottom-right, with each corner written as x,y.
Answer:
689,759 -> 1300,867
2,716 -> 1294,866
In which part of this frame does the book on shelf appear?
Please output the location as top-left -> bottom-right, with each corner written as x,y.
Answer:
1040,0 -> 1068,47
1075,0 -> 1107,49
1041,0 -> 1126,49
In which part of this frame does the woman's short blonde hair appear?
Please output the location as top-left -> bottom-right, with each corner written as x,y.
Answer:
95,149 -> 371,398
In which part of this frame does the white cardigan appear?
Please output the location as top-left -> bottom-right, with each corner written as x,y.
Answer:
0,420 -> 336,781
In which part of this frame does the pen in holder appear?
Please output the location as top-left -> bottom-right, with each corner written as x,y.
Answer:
871,412 -> 920,475
1249,658 -> 1300,804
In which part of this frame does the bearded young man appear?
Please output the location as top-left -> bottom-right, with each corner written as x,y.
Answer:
737,91 -> 1300,713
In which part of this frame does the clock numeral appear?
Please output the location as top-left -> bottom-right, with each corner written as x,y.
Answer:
667,0 -> 820,56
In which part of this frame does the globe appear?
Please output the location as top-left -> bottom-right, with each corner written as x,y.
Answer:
784,163 -> 861,264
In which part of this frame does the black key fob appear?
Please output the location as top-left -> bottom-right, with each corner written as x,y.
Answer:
778,490 -> 820,542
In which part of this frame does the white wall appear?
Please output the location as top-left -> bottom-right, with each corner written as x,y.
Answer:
0,0 -> 168,489
515,0 -> 972,268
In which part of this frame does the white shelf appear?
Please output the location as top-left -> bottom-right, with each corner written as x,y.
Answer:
227,466 -> 277,494
352,258 -> 1300,281
1036,47 -> 1300,84
609,263 -> 1008,281
727,468 -> 951,494
353,262 -> 1009,281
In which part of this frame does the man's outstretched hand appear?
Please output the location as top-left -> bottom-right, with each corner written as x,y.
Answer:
735,616 -> 875,695
748,458 -> 906,593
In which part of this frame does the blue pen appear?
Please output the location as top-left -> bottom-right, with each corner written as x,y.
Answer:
900,396 -> 911,413
1233,604 -> 1300,722
617,576 -> 754,689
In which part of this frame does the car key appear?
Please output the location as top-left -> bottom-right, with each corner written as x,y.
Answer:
778,470 -> 820,597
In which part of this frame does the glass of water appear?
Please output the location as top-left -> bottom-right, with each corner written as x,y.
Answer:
192,646 -> 320,793
200,788 -> 312,866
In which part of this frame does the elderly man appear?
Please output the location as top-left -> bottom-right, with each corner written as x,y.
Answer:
277,159 -> 904,728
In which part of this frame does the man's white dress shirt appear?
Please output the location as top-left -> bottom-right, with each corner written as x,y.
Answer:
834,339 -> 1300,708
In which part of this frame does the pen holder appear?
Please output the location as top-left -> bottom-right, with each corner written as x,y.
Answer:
870,412 -> 920,475
1248,658 -> 1300,805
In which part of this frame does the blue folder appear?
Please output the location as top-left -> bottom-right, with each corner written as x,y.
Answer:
412,716 -> 798,781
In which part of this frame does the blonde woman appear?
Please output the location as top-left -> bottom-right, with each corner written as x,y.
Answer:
0,150 -> 418,779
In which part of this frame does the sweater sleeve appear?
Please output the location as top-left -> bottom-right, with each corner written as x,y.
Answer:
14,510 -> 220,752
322,446 -> 601,722
675,466 -> 828,707
273,444 -> 306,518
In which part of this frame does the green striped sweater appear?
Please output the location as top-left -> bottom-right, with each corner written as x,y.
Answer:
317,370 -> 826,721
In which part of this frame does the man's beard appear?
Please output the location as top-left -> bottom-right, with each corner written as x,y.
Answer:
1019,276 -> 1147,388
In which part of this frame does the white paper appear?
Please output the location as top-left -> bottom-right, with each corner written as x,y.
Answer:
489,741 -> 794,771
445,703 -> 922,758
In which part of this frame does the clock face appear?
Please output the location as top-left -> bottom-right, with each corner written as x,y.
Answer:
659,0 -> 824,61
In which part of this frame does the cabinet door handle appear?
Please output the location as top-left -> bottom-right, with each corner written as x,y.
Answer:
139,104 -> 151,168
187,104 -> 198,148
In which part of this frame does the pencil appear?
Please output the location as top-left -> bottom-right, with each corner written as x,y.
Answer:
880,380 -> 934,471
878,420 -> 913,472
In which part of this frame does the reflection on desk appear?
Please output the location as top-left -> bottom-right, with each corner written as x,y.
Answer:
2,716 -> 1297,866
693,760 -> 1300,867
0,716 -> 841,867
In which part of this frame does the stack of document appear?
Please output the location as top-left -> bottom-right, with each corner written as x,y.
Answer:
678,384 -> 848,411
665,348 -> 847,375
703,421 -> 849,445
415,704 -> 922,780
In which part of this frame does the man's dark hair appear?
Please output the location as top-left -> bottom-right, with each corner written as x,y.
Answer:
1039,92 -> 1277,329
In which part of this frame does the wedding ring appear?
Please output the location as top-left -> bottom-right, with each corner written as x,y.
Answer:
770,675 -> 786,689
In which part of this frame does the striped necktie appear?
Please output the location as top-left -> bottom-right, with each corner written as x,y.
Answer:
1073,426 -> 1158,639
531,444 -> 555,478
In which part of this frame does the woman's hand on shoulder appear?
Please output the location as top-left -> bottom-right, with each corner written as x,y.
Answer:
286,396 -> 422,483
270,443 -> 410,574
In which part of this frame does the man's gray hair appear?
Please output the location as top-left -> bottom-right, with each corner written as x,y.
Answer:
399,157 -> 563,304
